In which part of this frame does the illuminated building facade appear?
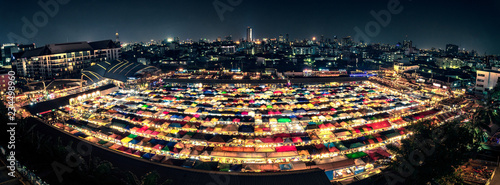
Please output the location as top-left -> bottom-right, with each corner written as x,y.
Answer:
13,40 -> 120,79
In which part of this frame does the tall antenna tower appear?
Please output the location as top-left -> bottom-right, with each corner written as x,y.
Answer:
115,30 -> 120,43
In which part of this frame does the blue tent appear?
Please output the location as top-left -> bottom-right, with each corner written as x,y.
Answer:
238,125 -> 254,133
182,160 -> 196,168
230,164 -> 242,172
157,140 -> 168,146
170,123 -> 182,128
141,153 -> 154,160
166,142 -> 177,147
324,142 -> 335,148
279,163 -> 293,170
357,136 -> 367,141
129,139 -> 139,144
149,138 -> 159,145
301,137 -> 311,142
325,170 -> 334,180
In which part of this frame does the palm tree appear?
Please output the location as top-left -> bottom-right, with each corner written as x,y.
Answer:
386,120 -> 483,185
472,86 -> 500,134
121,171 -> 161,185
490,83 -> 500,101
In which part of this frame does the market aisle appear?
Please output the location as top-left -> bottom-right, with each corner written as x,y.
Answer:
489,166 -> 500,185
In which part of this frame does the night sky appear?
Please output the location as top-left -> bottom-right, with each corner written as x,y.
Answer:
1,0 -> 499,54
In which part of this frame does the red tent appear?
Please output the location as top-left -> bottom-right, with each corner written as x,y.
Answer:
276,146 -> 297,152
274,137 -> 284,143
328,147 -> 340,152
368,120 -> 391,130
292,137 -> 303,143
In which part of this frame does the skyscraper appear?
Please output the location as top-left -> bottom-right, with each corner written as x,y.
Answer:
403,40 -> 412,49
246,27 -> 253,42
446,44 -> 459,56
1,43 -> 19,66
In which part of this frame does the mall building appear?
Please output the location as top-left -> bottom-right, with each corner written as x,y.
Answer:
12,40 -> 120,80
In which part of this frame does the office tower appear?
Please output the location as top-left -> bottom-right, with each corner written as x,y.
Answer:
247,27 -> 253,42
446,44 -> 459,56
1,43 -> 19,66
403,40 -> 412,49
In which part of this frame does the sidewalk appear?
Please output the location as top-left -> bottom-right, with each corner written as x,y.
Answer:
489,166 -> 500,185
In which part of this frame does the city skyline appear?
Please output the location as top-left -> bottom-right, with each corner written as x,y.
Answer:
1,0 -> 499,54
2,1 -> 500,185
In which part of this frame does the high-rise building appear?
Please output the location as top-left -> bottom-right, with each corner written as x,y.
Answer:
403,40 -> 413,54
446,44 -> 459,56
115,31 -> 119,43
285,33 -> 289,43
403,40 -> 412,49
1,43 -> 19,66
246,27 -> 253,42
12,40 -> 120,79
341,36 -> 352,46
278,34 -> 284,43
476,68 -> 500,93
18,43 -> 35,52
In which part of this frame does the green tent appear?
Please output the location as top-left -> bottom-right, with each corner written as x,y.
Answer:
334,142 -> 348,151
218,163 -> 230,172
161,146 -> 170,152
193,161 -> 214,171
386,132 -> 401,138
346,152 -> 368,159
278,118 -> 291,123
349,142 -> 366,149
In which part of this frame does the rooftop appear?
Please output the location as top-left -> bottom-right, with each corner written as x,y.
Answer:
15,40 -> 119,58
82,59 -> 158,83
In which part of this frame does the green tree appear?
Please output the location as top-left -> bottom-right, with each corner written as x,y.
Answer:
472,94 -> 500,134
386,120 -> 483,185
490,83 -> 500,101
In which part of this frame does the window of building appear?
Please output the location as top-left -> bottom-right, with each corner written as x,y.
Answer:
477,84 -> 484,87
478,74 -> 485,77
477,79 -> 484,82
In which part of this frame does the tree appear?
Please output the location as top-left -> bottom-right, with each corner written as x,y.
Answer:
386,120 -> 484,185
472,92 -> 500,134
490,83 -> 500,101
120,171 -> 161,185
